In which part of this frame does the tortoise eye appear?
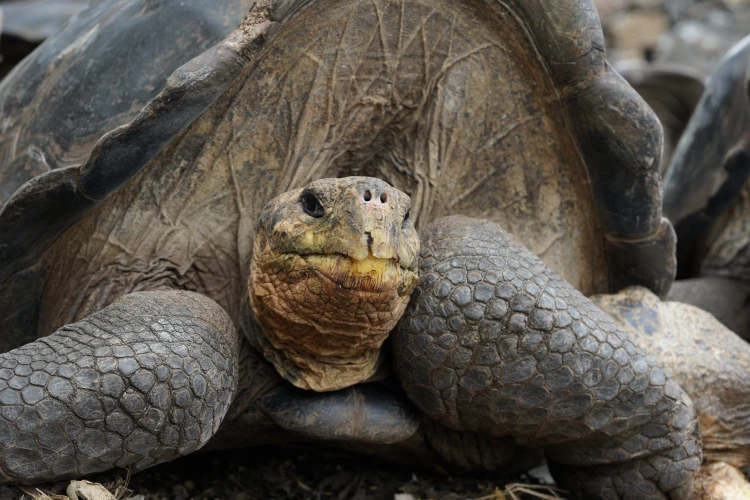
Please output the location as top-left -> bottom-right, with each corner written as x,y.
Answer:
402,210 -> 410,227
301,191 -> 325,218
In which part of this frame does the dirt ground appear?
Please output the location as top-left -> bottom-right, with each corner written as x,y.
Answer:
0,446 -> 559,500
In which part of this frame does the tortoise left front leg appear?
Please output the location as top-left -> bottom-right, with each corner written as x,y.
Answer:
394,216 -> 701,499
0,291 -> 237,484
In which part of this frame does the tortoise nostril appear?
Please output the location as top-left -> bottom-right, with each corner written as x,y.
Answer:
380,193 -> 388,203
364,190 -> 372,202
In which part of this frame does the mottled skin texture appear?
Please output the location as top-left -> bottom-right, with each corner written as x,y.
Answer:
592,287 -> 750,497
0,291 -> 238,483
248,177 -> 419,391
394,217 -> 701,499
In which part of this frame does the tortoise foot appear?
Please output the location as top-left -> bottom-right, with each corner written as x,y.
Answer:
550,447 -> 700,500
593,286 -> 750,470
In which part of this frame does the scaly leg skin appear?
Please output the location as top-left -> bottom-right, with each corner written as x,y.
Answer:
0,291 -> 237,484
393,216 -> 701,500
419,417 -> 518,470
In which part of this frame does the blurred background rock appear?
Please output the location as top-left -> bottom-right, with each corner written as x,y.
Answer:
598,0 -> 750,74
0,0 -> 87,79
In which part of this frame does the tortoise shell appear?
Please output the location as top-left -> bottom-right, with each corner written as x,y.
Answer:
0,0 -> 674,349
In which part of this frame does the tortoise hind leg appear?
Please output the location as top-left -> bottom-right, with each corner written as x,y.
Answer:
0,291 -> 237,485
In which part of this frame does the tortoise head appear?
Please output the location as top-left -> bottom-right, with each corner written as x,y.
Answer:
248,177 -> 420,392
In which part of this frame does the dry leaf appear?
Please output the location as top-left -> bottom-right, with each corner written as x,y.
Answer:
66,481 -> 116,500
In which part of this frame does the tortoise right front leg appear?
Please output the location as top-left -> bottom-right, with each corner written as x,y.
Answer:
0,291 -> 237,484
394,216 -> 701,499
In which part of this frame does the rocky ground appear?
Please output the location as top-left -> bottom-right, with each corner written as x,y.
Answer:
1,0 -> 749,499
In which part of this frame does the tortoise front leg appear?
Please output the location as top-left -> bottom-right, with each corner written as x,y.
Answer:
0,291 -> 237,484
394,216 -> 701,499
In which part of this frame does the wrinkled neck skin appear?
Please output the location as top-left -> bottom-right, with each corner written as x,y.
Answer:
246,225 -> 415,392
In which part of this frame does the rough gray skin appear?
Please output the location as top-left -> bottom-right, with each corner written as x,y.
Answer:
0,291 -> 238,483
394,217 -> 701,499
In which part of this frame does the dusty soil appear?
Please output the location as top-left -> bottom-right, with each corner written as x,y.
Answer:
0,446 -> 558,500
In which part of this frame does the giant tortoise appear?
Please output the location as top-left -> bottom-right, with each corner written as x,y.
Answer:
0,0 -> 708,498
660,34 -> 750,338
